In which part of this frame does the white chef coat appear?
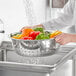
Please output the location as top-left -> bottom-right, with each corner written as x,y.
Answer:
43,0 -> 76,31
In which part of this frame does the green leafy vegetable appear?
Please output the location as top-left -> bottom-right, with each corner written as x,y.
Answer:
34,28 -> 44,33
36,33 -> 50,40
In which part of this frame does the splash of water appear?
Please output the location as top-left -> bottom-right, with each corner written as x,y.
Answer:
23,0 -> 37,25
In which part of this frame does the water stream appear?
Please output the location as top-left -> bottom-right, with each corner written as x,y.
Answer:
23,0 -> 37,25
22,0 -> 40,64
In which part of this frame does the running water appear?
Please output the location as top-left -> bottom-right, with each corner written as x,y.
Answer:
23,0 -> 37,25
22,0 -> 40,64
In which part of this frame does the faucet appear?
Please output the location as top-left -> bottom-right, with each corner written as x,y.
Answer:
0,30 -> 5,33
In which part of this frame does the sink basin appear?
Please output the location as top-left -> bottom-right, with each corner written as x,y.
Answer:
0,41 -> 76,76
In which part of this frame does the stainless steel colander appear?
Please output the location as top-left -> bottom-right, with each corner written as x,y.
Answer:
11,38 -> 60,57
10,31 -> 60,57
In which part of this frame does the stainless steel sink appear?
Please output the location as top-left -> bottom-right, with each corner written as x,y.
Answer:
0,41 -> 76,76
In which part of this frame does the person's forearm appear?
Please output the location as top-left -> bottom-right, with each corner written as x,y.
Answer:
42,0 -> 74,30
71,34 -> 76,42
33,0 -> 74,30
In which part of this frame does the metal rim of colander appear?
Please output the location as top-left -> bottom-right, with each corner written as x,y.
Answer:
10,30 -> 54,41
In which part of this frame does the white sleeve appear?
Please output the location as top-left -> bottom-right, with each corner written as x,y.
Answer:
42,0 -> 75,30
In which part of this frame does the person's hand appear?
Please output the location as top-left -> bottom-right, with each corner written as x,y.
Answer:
55,33 -> 72,45
20,24 -> 43,32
